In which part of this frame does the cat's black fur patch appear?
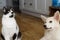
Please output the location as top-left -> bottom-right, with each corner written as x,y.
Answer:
18,32 -> 21,38
13,33 -> 17,40
3,9 -> 9,15
1,34 -> 5,40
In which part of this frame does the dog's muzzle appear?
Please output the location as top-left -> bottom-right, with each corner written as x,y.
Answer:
44,25 -> 52,29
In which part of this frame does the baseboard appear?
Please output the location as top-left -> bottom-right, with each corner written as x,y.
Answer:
21,10 -> 49,18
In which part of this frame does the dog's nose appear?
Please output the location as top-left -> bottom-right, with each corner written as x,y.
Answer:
44,25 -> 46,28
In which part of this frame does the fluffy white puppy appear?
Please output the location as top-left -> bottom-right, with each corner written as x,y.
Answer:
1,7 -> 21,40
40,11 -> 60,40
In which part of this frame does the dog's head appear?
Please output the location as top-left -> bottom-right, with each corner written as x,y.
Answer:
3,7 -> 15,18
40,11 -> 60,30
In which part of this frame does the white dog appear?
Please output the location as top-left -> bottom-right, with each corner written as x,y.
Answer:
40,11 -> 60,40
1,7 -> 21,40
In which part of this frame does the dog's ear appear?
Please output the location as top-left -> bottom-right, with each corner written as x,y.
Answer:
54,11 -> 60,21
40,15 -> 47,22
3,7 -> 6,13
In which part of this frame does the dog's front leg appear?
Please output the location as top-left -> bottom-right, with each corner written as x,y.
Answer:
40,36 -> 48,40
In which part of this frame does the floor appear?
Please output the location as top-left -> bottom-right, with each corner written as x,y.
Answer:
0,12 -> 45,40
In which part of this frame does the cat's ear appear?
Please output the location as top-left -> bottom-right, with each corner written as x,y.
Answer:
3,7 -> 6,13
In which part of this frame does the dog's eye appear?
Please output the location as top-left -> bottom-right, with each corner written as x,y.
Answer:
49,21 -> 52,23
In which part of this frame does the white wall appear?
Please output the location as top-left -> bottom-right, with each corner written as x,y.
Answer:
19,0 -> 24,10
6,0 -> 13,7
0,0 -> 6,9
0,0 -> 13,9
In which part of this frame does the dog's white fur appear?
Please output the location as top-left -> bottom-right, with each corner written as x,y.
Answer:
1,8 -> 21,40
40,11 -> 60,40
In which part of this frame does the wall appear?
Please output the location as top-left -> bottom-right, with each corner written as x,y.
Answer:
6,0 -> 13,7
19,0 -> 24,10
0,0 -> 13,9
0,0 -> 6,9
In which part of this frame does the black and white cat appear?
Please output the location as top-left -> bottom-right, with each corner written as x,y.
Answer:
1,7 -> 21,40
